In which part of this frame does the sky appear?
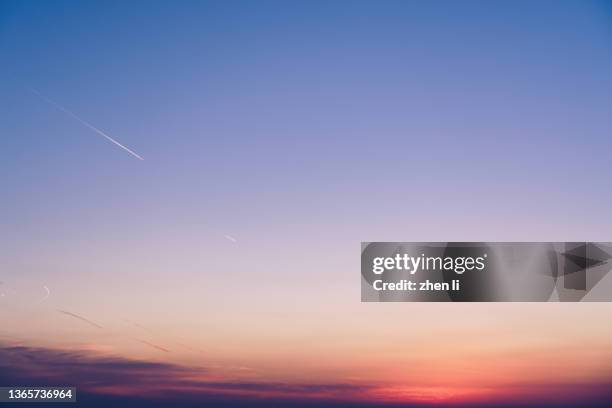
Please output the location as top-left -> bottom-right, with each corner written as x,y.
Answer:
1,0 -> 612,406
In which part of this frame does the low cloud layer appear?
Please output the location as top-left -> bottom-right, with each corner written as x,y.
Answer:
1,343 -> 610,408
0,343 -> 375,407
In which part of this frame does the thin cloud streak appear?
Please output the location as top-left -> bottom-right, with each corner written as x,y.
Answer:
137,339 -> 170,353
29,88 -> 144,161
57,310 -> 104,329
123,319 -> 206,354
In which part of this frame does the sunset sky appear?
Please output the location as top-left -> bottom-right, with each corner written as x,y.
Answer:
1,1 -> 612,406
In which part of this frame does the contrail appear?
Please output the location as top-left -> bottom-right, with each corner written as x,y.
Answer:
224,235 -> 237,243
124,318 -> 205,354
137,339 -> 170,353
29,88 -> 144,161
123,319 -> 154,333
57,310 -> 103,329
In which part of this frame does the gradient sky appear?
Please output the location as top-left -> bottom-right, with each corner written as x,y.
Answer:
1,0 -> 612,406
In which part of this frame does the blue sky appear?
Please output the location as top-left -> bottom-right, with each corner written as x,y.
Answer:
1,0 -> 612,293
2,1 -> 612,222
2,1 -> 611,233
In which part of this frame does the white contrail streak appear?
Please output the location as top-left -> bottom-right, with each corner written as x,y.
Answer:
29,88 -> 144,161
224,235 -> 237,243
